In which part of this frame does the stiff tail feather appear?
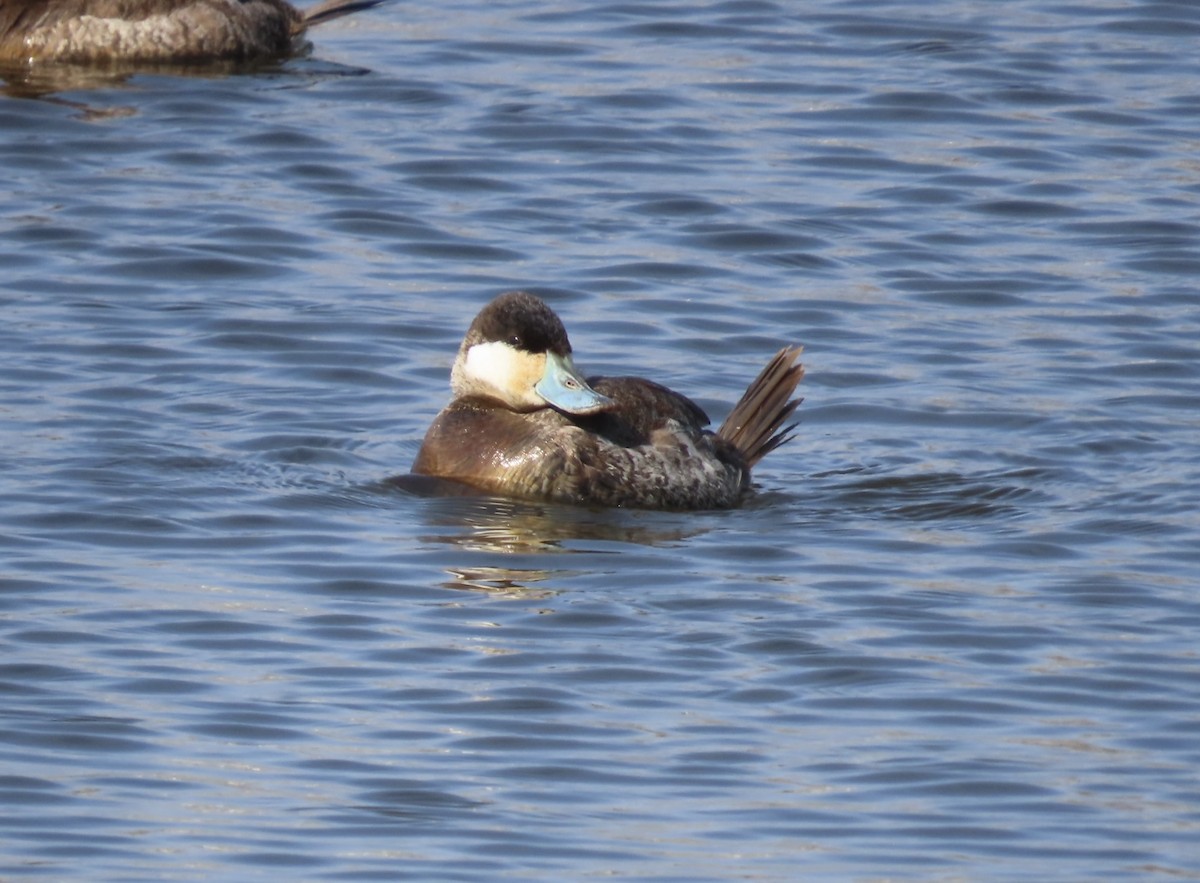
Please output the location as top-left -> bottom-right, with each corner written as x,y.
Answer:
301,0 -> 387,29
717,346 -> 804,468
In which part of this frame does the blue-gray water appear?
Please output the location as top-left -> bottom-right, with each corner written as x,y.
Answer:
3,1 -> 1199,880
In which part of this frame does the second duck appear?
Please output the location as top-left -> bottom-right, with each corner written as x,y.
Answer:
0,0 -> 384,65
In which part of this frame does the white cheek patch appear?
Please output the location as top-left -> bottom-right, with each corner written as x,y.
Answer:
464,340 -> 527,393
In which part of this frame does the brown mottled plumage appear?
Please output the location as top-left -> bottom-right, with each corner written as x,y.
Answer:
0,0 -> 383,65
412,291 -> 804,511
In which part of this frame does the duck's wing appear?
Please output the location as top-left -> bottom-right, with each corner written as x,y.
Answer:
2,0 -> 175,33
586,376 -> 710,445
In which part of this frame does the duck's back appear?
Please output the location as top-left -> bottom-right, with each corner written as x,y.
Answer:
0,0 -> 300,64
582,375 -> 749,508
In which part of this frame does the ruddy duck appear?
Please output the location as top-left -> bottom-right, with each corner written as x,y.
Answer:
0,0 -> 383,65
412,291 -> 804,510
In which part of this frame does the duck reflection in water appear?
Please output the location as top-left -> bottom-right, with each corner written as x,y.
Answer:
442,564 -> 561,598
406,291 -> 804,511
412,490 -> 704,558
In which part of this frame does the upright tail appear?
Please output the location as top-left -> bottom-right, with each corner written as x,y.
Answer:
717,347 -> 804,468
301,0 -> 387,29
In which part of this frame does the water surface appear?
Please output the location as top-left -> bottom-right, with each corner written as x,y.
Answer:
2,1 -> 1199,880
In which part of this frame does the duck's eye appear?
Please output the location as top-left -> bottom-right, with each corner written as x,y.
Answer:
509,334 -> 523,347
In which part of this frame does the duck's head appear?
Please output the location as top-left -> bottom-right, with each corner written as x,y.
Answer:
450,291 -> 613,415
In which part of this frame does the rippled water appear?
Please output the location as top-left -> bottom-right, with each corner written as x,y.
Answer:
3,0 -> 1200,880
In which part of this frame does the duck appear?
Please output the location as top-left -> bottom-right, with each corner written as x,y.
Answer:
412,291 -> 804,511
0,0 -> 383,65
